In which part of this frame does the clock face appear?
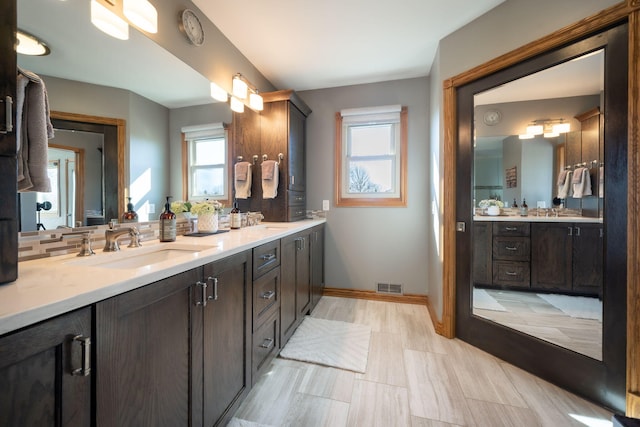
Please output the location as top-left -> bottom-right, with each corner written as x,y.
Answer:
181,9 -> 205,46
483,109 -> 501,126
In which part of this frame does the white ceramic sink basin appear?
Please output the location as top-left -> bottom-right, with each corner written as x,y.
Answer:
68,243 -> 217,269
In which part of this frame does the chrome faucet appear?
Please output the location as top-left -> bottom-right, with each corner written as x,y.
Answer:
61,231 -> 96,257
104,226 -> 142,252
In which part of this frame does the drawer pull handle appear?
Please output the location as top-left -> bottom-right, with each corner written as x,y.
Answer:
504,227 -> 518,231
71,335 -> 91,376
261,290 -> 276,300
207,276 -> 218,301
260,338 -> 274,349
260,253 -> 276,262
1,96 -> 13,134
505,271 -> 518,276
505,246 -> 518,251
195,281 -> 208,306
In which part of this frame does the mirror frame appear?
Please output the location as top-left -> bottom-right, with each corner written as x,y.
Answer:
440,1 -> 640,415
49,111 -> 125,225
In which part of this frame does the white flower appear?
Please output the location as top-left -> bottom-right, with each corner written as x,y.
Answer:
478,199 -> 504,208
190,200 -> 224,215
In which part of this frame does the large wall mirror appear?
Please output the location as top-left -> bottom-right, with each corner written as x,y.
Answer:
454,23 -> 628,412
17,0 -> 216,231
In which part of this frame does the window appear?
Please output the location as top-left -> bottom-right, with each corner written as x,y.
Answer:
335,105 -> 407,207
181,123 -> 230,204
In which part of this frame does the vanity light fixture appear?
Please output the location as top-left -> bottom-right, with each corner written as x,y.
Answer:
519,119 -> 570,140
249,91 -> 263,111
232,74 -> 248,99
123,0 -> 158,34
211,74 -> 264,112
16,30 -> 50,56
91,0 -> 129,40
210,82 -> 228,102
230,96 -> 245,113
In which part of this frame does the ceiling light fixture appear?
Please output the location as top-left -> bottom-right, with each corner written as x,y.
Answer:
123,0 -> 158,34
232,74 -> 248,99
249,91 -> 263,111
211,73 -> 264,112
519,119 -> 570,140
91,0 -> 129,40
230,96 -> 245,113
16,30 -> 50,56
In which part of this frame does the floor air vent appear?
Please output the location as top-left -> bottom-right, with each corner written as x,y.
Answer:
377,283 -> 403,295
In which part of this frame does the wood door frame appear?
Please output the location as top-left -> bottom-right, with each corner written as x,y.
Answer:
440,0 -> 640,415
48,143 -> 84,226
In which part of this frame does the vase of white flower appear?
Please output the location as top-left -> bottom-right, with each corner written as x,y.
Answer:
478,199 -> 504,216
190,201 -> 224,232
171,201 -> 192,220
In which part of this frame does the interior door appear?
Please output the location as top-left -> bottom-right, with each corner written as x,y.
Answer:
455,24 -> 628,412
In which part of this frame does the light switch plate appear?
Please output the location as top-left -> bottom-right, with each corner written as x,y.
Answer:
148,203 -> 155,214
322,200 -> 330,211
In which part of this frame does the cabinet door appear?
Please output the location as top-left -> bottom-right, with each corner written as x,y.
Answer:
96,269 -> 199,427
473,222 -> 492,286
201,251 -> 251,427
0,308 -> 92,427
310,225 -> 325,310
531,223 -> 573,291
296,233 -> 311,319
280,235 -> 298,346
572,224 -> 603,295
288,104 -> 306,192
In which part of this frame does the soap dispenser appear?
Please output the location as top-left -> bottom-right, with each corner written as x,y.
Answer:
159,196 -> 177,242
122,197 -> 138,223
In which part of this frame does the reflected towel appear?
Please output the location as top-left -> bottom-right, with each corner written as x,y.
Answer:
599,166 -> 604,198
234,162 -> 252,199
557,170 -> 573,199
572,167 -> 592,198
16,69 -> 53,192
557,169 -> 569,186
262,160 -> 279,199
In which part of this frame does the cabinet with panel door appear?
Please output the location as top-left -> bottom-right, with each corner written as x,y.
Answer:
0,307 -> 92,427
309,224 -> 325,311
280,229 -> 311,347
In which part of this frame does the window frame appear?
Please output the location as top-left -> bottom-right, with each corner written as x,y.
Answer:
334,106 -> 408,207
181,123 -> 232,207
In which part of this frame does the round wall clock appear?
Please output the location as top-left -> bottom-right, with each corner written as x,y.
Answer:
179,9 -> 205,46
483,109 -> 502,126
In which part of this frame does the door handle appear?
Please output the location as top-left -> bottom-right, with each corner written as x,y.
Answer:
0,96 -> 13,134
71,335 -> 91,376
207,276 -> 218,301
195,281 -> 207,306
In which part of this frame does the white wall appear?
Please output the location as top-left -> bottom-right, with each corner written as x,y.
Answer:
300,77 -> 430,295
428,0 -> 619,319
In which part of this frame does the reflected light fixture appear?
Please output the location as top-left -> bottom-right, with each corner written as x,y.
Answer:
91,0 -> 129,40
232,74 -> 248,99
16,30 -> 50,56
230,96 -> 244,113
123,0 -> 158,34
210,82 -> 228,102
519,119 -> 570,140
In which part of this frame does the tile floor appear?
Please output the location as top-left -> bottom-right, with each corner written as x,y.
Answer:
228,296 -> 612,427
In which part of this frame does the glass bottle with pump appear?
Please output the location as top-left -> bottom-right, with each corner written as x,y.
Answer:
512,198 -> 518,208
520,198 -> 528,216
230,201 -> 241,230
159,196 -> 177,242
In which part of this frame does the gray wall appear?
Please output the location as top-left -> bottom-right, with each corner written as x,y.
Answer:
300,77 -> 430,295
427,0 -> 619,319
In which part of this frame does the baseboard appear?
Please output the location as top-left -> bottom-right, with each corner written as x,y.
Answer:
322,287 -> 448,336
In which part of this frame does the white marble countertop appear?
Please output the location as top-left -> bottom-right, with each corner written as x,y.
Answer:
0,219 -> 325,336
474,215 -> 602,223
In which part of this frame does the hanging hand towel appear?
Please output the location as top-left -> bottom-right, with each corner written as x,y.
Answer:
572,167 -> 592,198
599,166 -> 604,198
16,68 -> 53,192
557,170 -> 573,199
234,161 -> 252,199
262,160 -> 279,199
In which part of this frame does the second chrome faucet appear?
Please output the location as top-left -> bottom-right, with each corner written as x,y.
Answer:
104,226 -> 142,252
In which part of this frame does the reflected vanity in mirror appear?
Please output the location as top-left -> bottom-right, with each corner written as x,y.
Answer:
472,49 -> 605,360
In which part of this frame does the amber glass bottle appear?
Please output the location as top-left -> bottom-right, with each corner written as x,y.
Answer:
230,201 -> 241,230
122,197 -> 138,222
159,196 -> 176,242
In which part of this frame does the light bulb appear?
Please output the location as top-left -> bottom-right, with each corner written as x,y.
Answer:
91,0 -> 129,40
230,96 -> 244,113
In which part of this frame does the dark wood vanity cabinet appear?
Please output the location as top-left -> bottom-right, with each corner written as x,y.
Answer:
233,90 -> 311,222
0,0 -> 18,284
96,251 -> 252,427
280,229 -> 311,347
310,224 -> 325,311
491,222 -> 531,288
0,307 -> 92,427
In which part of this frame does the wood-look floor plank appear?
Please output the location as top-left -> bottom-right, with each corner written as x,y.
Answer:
347,379 -> 412,427
355,331 -> 407,387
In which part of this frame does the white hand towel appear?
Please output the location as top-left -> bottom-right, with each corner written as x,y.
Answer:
557,170 -> 573,199
234,162 -> 252,199
262,160 -> 279,199
599,166 -> 604,198
572,167 -> 592,198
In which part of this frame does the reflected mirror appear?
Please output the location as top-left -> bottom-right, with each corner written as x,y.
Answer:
17,0 -> 215,231
472,50 -> 604,360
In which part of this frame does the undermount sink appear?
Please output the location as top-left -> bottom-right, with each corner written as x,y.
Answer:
68,243 -> 217,269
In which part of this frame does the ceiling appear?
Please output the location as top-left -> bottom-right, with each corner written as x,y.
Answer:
193,0 -> 506,91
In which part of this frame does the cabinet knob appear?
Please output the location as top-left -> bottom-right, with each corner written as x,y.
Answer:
261,290 -> 276,300
259,338 -> 274,349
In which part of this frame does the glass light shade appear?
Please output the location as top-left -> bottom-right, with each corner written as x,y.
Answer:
230,96 -> 245,113
16,31 -> 50,56
249,92 -> 263,111
526,124 -> 543,135
544,132 -> 559,138
91,0 -> 129,40
232,76 -> 248,99
518,133 -> 534,140
553,122 -> 571,133
123,0 -> 158,34
210,82 -> 228,102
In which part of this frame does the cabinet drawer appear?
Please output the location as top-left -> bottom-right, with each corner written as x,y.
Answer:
493,261 -> 530,287
493,222 -> 530,237
288,190 -> 306,206
492,237 -> 530,261
253,267 -> 280,331
253,240 -> 280,279
288,206 -> 307,221
252,310 -> 279,385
